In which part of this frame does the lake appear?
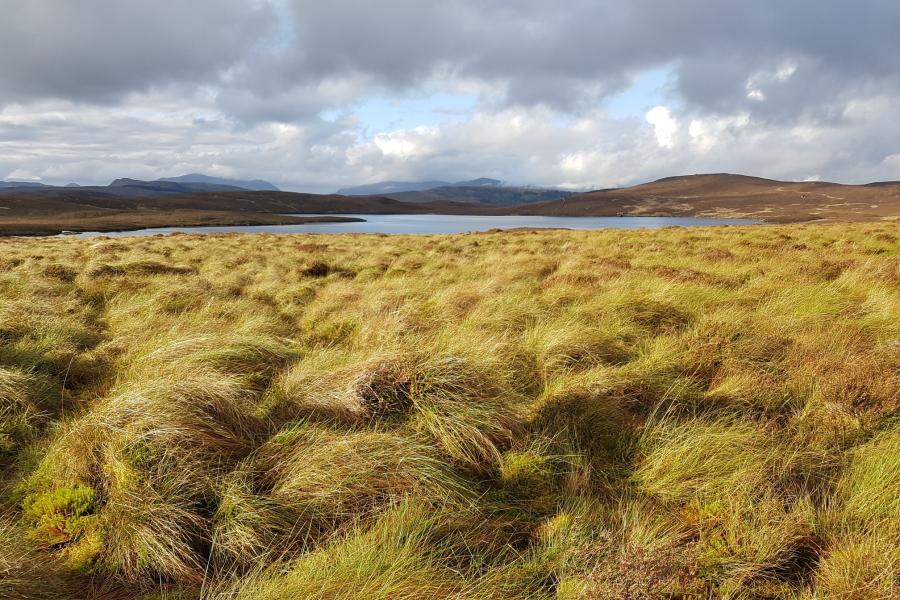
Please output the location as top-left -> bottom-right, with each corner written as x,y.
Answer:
71,214 -> 760,237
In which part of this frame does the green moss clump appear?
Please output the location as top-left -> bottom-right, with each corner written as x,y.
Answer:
22,485 -> 98,547
500,450 -> 555,497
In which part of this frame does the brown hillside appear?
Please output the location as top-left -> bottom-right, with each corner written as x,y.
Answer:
504,174 -> 900,222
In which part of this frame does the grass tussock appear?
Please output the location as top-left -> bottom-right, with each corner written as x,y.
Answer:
225,500 -> 473,600
0,222 -> 896,598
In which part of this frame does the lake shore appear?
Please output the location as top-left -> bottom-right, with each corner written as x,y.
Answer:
0,211 -> 364,237
63,214 -> 762,238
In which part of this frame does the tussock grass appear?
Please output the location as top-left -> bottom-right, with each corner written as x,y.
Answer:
0,222 -> 896,598
839,425 -> 900,526
813,529 -> 898,599
257,424 -> 471,519
0,517 -> 75,599
276,348 -> 521,474
0,367 -> 51,460
634,416 -> 777,502
224,500 -> 472,600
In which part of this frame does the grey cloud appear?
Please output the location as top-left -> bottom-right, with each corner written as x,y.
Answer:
0,0 -> 273,104
216,0 -> 892,121
3,1 -> 898,123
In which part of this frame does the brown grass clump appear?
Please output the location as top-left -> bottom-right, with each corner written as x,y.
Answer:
86,260 -> 197,278
276,350 -> 522,474
0,367 -> 51,460
261,425 -> 471,516
0,518 -> 77,599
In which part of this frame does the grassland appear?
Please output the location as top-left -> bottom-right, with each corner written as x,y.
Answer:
0,222 -> 897,599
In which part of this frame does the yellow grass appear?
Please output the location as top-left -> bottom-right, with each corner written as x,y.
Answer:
0,222 -> 896,599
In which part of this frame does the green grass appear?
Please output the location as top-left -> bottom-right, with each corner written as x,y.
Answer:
0,222 -> 896,598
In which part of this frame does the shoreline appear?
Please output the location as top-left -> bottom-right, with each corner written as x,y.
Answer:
24,215 -> 767,239
3,209 -> 895,238
0,213 -> 365,238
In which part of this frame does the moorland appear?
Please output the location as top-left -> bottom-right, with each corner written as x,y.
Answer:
0,221 -> 897,599
1,173 -> 898,235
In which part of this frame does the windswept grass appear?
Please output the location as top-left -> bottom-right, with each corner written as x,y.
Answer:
0,222 -> 896,598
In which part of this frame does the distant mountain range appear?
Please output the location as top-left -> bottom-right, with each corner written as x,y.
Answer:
0,174 -> 280,196
337,178 -> 502,195
0,174 -> 568,207
338,178 -> 574,205
158,173 -> 280,191
0,181 -> 49,189
389,185 -> 573,206
108,178 -> 250,195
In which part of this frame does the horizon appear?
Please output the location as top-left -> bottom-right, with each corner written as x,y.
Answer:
3,170 -> 900,196
2,2 -> 899,192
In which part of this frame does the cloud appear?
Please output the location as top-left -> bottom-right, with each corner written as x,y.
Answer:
4,91 -> 900,191
688,114 -> 750,153
646,106 -> 678,149
8,1 -> 897,122
1,1 -> 899,189
0,0 -> 273,104
240,0 -> 900,123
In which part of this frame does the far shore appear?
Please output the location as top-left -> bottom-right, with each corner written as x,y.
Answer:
0,212 -> 364,237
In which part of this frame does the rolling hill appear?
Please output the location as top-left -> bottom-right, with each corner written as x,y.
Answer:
504,173 -> 900,222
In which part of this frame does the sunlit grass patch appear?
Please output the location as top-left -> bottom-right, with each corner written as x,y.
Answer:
0,222 -> 895,598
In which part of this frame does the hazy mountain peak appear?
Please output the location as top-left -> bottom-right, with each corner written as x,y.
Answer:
109,178 -> 145,187
337,180 -> 451,195
338,177 -> 503,195
158,173 -> 280,192
0,181 -> 49,189
448,178 -> 502,187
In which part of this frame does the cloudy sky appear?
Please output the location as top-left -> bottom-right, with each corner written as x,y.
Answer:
1,0 -> 899,192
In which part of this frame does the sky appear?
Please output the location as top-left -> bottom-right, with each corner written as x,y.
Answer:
1,0 -> 899,193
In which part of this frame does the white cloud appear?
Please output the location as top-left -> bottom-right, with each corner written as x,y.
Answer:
645,106 -> 678,149
747,88 -> 766,102
373,126 -> 437,159
775,61 -> 798,82
560,152 -> 587,174
689,113 -> 750,152
5,169 -> 43,181
880,154 -> 900,171
744,59 -> 799,103
2,84 -> 900,192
